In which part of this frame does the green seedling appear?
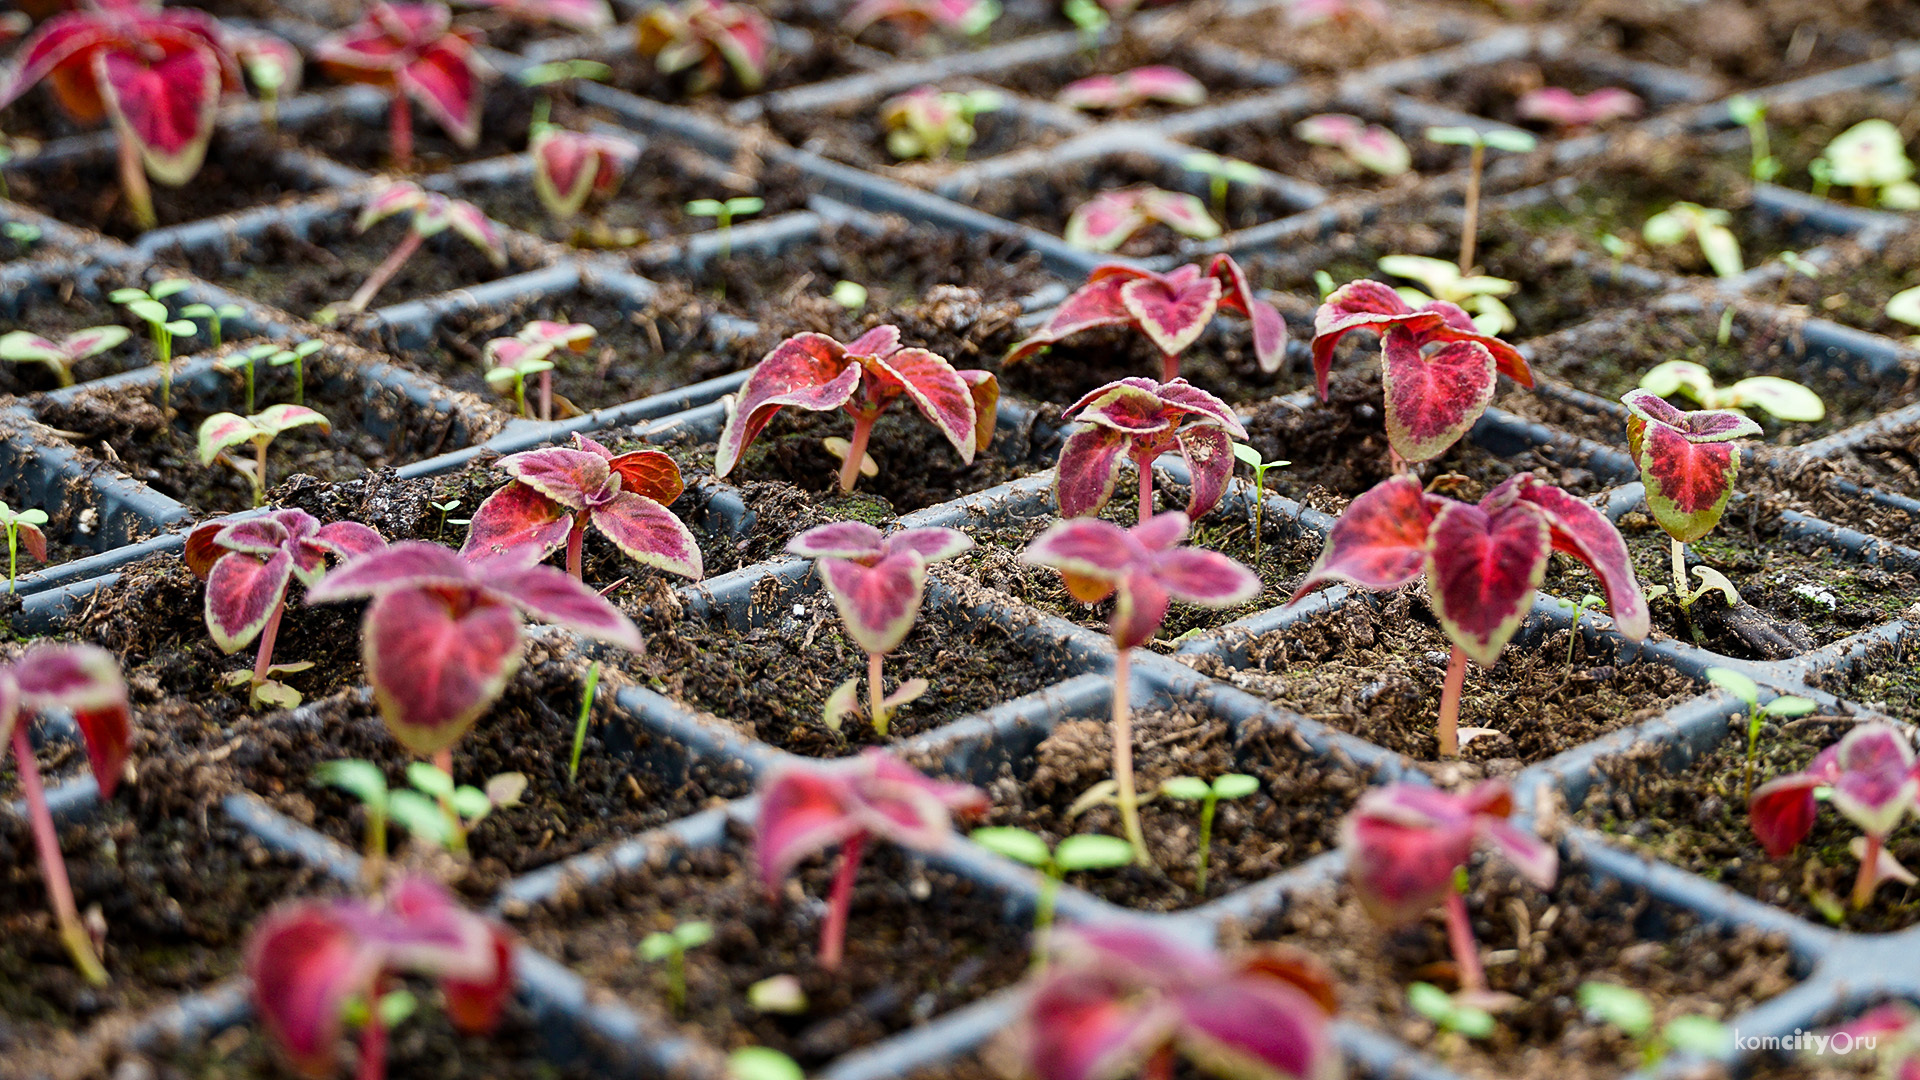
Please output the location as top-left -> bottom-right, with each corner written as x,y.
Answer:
1424,126 -> 1537,272
219,342 -> 280,415
1181,152 -> 1262,218
1408,981 -> 1495,1047
1559,592 -> 1604,667
0,324 -> 131,387
3,221 -> 43,246
638,920 -> 714,1015
315,759 -> 396,885
269,339 -> 324,406
521,58 -> 613,131
685,196 -> 764,261
970,827 -> 1134,950
1158,773 -> 1258,895
567,660 -> 602,785
730,1047 -> 804,1080
746,974 -> 808,1014
1377,253 -> 1518,334
832,279 -> 869,311
1813,119 -> 1920,209
180,301 -> 245,350
1884,285 -> 1920,346
1579,981 -> 1729,1067
0,501 -> 48,593
1704,667 -> 1818,803
430,497 -> 463,540
197,404 -> 331,507
485,345 -> 556,419
1638,359 -> 1825,424
1726,95 -> 1780,182
387,761 -> 526,857
1231,443 -> 1291,558
109,279 -> 196,415
1642,202 -> 1744,279
1775,250 -> 1821,307
1313,269 -> 1336,300
1599,233 -> 1629,274
1062,0 -> 1108,52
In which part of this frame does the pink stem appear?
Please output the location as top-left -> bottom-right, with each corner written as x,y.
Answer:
1854,833 -> 1884,909
357,975 -> 389,1080
12,726 -> 107,984
838,412 -> 877,493
819,831 -> 867,970
346,231 -> 424,314
389,93 -> 413,171
539,369 -> 553,422
252,600 -> 285,686
1112,647 -> 1148,866
1137,462 -> 1154,524
1159,351 -> 1180,383
1445,887 -> 1486,993
566,513 -> 587,579
867,650 -> 887,737
1437,644 -> 1467,758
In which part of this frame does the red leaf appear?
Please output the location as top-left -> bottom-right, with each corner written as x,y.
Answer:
1174,424 -> 1234,521
1748,772 -> 1825,857
1380,331 -> 1495,463
589,492 -> 703,580
715,332 -> 859,477
95,37 -> 221,185
1208,254 -> 1287,374
818,550 -> 929,655
460,480 -> 574,563
498,446 -> 608,508
363,586 -> 523,755
1497,475 -> 1648,640
1054,425 -> 1129,518
1424,500 -> 1549,666
1005,271 -> 1137,365
870,346 -> 977,463
1290,475 -> 1433,600
1118,271 -> 1221,359
204,549 -> 295,653
14,644 -> 130,798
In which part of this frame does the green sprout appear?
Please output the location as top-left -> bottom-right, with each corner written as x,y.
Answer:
568,660 -> 603,785
1599,232 -> 1629,274
1559,592 -> 1604,668
1726,95 -> 1780,182
1408,981 -> 1495,1046
1181,152 -> 1262,218
3,220 -> 43,247
1062,0 -> 1108,52
639,920 -> 714,1015
1642,202 -> 1744,279
831,279 -> 869,311
1231,443 -> 1291,558
685,196 -> 765,261
315,759 -> 396,882
1579,982 -> 1728,1067
746,974 -> 808,1014
1424,126 -> 1537,273
1377,253 -> 1518,334
521,59 -> 613,132
729,1047 -> 804,1080
1704,667 -> 1818,803
1809,156 -> 1835,201
1813,119 -> 1920,209
268,339 -> 324,406
485,346 -> 556,419
197,404 -> 332,507
218,342 -> 281,415
0,501 -> 48,593
386,761 -> 526,857
108,278 -> 196,415
970,827 -> 1134,949
1158,773 -> 1258,896
430,497 -> 463,540
180,300 -> 245,350
1775,250 -> 1821,307
1637,359 -> 1825,424
1887,285 -> 1920,346
1313,269 -> 1336,300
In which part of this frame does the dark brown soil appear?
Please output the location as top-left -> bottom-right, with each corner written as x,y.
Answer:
1192,1 -> 1473,76
765,0 -> 1064,52
0,277 -> 168,397
765,86 -> 1070,175
988,37 -> 1278,120
1727,448 -> 1920,549
1240,857 -> 1801,1080
1569,0 -> 1914,88
1187,97 -> 1468,194
1580,709 -> 1920,933
1403,56 -> 1666,134
1781,226 -> 1920,341
290,80 -> 547,174
602,36 -> 870,106
457,153 -> 814,248
1806,636 -> 1920,724
512,819 -> 1031,1069
1824,418 -> 1920,504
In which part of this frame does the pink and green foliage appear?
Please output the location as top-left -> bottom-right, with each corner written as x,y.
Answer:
756,750 -> 988,969
1057,65 -> 1206,112
1343,780 -> 1556,994
1515,87 -> 1642,131
326,181 -> 506,319
483,319 -> 597,420
315,3 -> 488,169
248,876 -> 513,1080
197,404 -> 332,508
1292,113 -> 1412,177
1006,256 -> 1285,382
3,644 -> 132,985
1024,511 -> 1260,652
0,325 -> 131,387
455,0 -> 615,32
842,0 -> 999,43
1823,1003 -> 1920,1080
635,0 -> 774,95
714,325 -> 999,494
1064,185 -> 1220,253
306,541 -> 642,756
1056,377 -> 1246,523
462,432 -> 702,582
531,127 -> 639,221
185,509 -> 386,708
0,0 -> 283,229
1749,722 -> 1920,910
1621,389 -> 1761,544
1021,925 -> 1342,1080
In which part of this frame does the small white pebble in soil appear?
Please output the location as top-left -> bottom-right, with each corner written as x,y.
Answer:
792,603 -> 806,617
1791,583 -> 1838,610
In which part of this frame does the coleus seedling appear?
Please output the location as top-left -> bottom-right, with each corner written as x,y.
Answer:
1291,473 -> 1648,757
110,278 -> 196,415
1055,376 -> 1247,523
1023,512 -> 1258,863
531,127 -> 640,222
314,3 -> 489,171
1290,0 -> 1388,27
1424,126 -> 1538,272
968,828 -> 1132,945
1749,722 -> 1920,911
1022,925 -> 1342,1080
1160,772 -> 1259,896
1642,202 -> 1744,279
0,501 -> 48,593
232,28 -> 303,132
1637,359 -> 1825,423
685,195 -> 764,261
842,0 -> 1001,45
1064,185 -> 1220,253
197,404 -> 333,508
0,325 -> 131,387
1815,119 -> 1920,209
1820,1002 -> 1920,1079
1621,388 -> 1764,622
317,758 -> 525,869
185,508 -> 386,709
1376,254 -> 1517,335
455,0 -> 616,32
1,644 -> 130,985
1515,87 -> 1642,130
755,750 -> 988,969
1309,280 -> 1531,468
1005,254 -> 1285,382
306,540 -> 643,760
1057,65 -> 1206,112
1703,666 -> 1818,807
1726,95 -> 1781,182
248,876 -> 513,1080
1344,780 -> 1557,1000
635,0 -> 774,96
714,325 -> 998,494
879,85 -> 1003,162
1293,113 -> 1412,177
482,319 -> 597,421
639,919 -> 713,1015
323,181 -> 507,320
784,522 -> 974,737
462,432 -> 702,581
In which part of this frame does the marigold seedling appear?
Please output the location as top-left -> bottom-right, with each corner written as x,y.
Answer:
1409,981 -> 1496,1042
1160,772 -> 1258,895
1294,113 -> 1412,177
638,920 -> 713,1015
1750,722 -> 1920,911
109,279 -> 196,414
879,85 -> 1002,162
198,404 -> 332,507
1377,254 -> 1517,335
1232,442 -> 1290,557
322,181 -> 506,319
635,0 -> 774,96
1058,65 -> 1205,113
756,751 -> 987,969
1726,95 -> 1780,182
1814,119 -> 1920,209
686,195 -> 763,261
1064,184 -> 1219,253
730,1047 -> 805,1080
315,3 -> 489,171
1705,667 -> 1819,804
1056,376 -> 1246,523
0,325 -> 131,387
568,660 -> 602,785
1515,86 -> 1640,131
1643,202 -> 1745,279
970,827 -> 1132,948
1580,981 -> 1729,1066
1424,125 -> 1537,271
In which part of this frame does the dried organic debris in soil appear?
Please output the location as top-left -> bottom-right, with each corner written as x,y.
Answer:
1581,711 -> 1920,934
512,820 -> 1031,1068
1730,448 -> 1920,549
1805,637 -> 1920,725
1782,225 -> 1920,341
1569,0 -> 1915,87
1190,590 -> 1698,768
458,153 -> 813,248
959,706 -> 1380,912
1239,859 -> 1801,1080
1193,2 -> 1471,75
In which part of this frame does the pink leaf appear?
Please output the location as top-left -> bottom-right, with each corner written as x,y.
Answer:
846,324 -> 902,358
1054,425 -> 1129,519
787,521 -> 885,560
958,369 -> 1000,455
1312,280 -> 1531,398
886,527 -> 974,563
310,521 -> 388,566
1173,977 -> 1341,1080
1138,189 -> 1220,240
1293,113 -> 1365,146
819,550 -> 930,655
247,905 -> 381,1079
869,346 -> 978,463
1057,74 -> 1126,111
1497,475 -> 1649,640
14,644 -> 131,799
1207,254 -> 1287,374
756,751 -> 985,892
755,766 -> 868,893
442,198 -> 506,266
498,447 -> 608,508
1124,65 -> 1206,106
531,128 -> 604,219
1151,545 -> 1259,606
1174,424 -> 1235,521
1748,771 -> 1826,857
1622,391 -> 1761,545
358,180 -> 428,230
363,586 -> 523,755
486,560 -> 643,649
204,549 -> 295,654
308,541 -> 484,602
461,480 -> 575,563
1005,271 -> 1137,365
1029,976 -> 1180,1080
1343,781 -> 1537,926
16,522 -> 47,564
715,333 -> 859,478
1380,331 -> 1496,463
1424,500 -> 1550,666
396,36 -> 483,147
1119,273 -> 1223,359
1289,475 -> 1433,600
1065,190 -> 1150,253
95,37 -> 221,186
590,493 -> 703,580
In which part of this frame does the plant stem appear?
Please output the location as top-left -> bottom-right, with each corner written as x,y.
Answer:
253,600 -> 284,688
1159,351 -> 1179,383
346,231 -> 425,314
1458,143 -> 1484,274
1565,607 -> 1582,668
819,831 -> 867,970
1854,832 -> 1883,909
12,726 -> 108,985
1743,706 -> 1760,804
1444,886 -> 1486,993
1111,648 -> 1149,866
1195,793 -> 1217,896
1137,462 -> 1154,524
1032,869 -> 1060,953
838,412 -> 877,493
434,746 -> 466,856
1250,471 -> 1265,558
389,93 -> 413,171
566,513 -> 587,578
243,359 -> 255,415
357,977 -> 389,1080
867,651 -> 887,737
1436,644 -> 1468,758
667,949 -> 686,1014
539,368 -> 553,422
253,437 -> 270,507
7,524 -> 17,594
568,661 -> 601,785
116,131 -> 156,231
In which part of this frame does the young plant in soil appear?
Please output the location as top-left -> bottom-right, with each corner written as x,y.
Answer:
842,0 -> 1000,48
1064,185 -> 1220,253
784,521 -> 974,737
0,324 -> 130,386
1182,152 -> 1263,218
967,828 -> 1132,948
1726,95 -> 1781,182
1704,667 -> 1818,802
0,0 -> 289,229
318,758 -> 527,868
456,0 -> 616,32
197,403 -> 333,508
638,920 -> 713,1015
483,319 -> 597,420
110,278 -> 195,414
732,1047 -> 805,1080
1578,982 -> 1729,1066
879,85 -> 1002,162
462,432 -> 703,581
1023,511 -> 1259,862
233,29 -> 303,134
314,3 -> 489,171
1888,286 -> 1920,346
685,195 -> 764,260
1344,779 -> 1557,1003
1637,359 -> 1826,424
755,749 -> 989,970
1642,202 -> 1745,279
1292,473 -> 1648,756
1232,442 -> 1290,557
1311,280 -> 1530,469
1820,1002 -> 1920,1076
1057,66 -> 1206,113
1515,87 -> 1642,132
634,0 -> 774,96
1557,591 -> 1604,667
1019,925 -> 1341,1080
0,500 -> 47,591
184,508 -> 387,708
567,660 -> 601,784
180,299 -> 244,350
1006,254 -> 1285,382
1376,254 -> 1518,334
1407,981 -> 1495,1048
1814,120 -> 1920,209
1159,772 -> 1258,895
715,325 -> 998,494
1423,126 -> 1537,272
1055,376 -> 1247,522
1293,113 -> 1413,178
0,643 -> 130,985
248,876 -> 514,1080
321,181 -> 507,319
1749,721 -> 1920,911
531,126 -> 641,238
1291,0 -> 1388,28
